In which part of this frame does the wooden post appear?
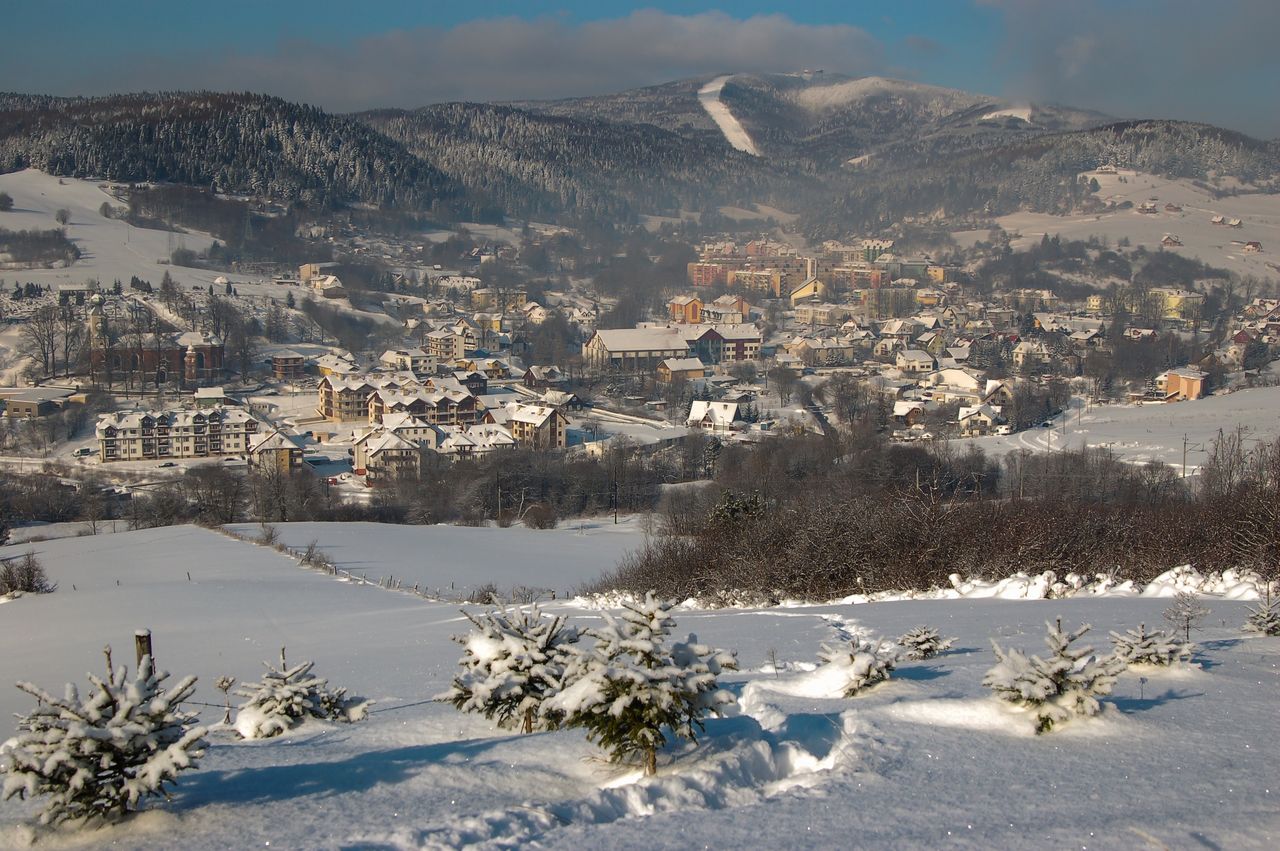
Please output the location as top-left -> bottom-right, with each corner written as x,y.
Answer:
135,629 -> 153,667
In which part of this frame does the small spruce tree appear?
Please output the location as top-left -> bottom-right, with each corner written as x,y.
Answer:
545,592 -> 737,776
984,620 -> 1127,733
446,603 -> 580,733
1243,590 -> 1280,636
1163,592 -> 1211,643
1109,623 -> 1193,665
819,635 -> 899,696
234,647 -> 370,739
0,647 -> 206,825
897,625 -> 956,660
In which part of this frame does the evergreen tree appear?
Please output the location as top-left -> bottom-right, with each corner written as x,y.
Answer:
1109,623 -> 1193,665
1163,592 -> 1211,643
545,592 -> 736,775
233,647 -> 370,739
446,604 -> 579,733
0,647 -> 206,825
984,620 -> 1126,733
896,626 -> 956,661
1243,591 -> 1280,636
819,635 -> 899,695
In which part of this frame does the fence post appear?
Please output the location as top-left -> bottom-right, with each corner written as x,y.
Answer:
135,629 -> 153,666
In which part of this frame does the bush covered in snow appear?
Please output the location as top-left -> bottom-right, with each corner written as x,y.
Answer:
446,604 -> 579,733
1243,595 -> 1280,636
818,636 -> 899,696
233,647 -> 370,739
896,625 -> 955,660
984,620 -> 1127,734
0,648 -> 206,825
1109,623 -> 1193,666
545,592 -> 736,775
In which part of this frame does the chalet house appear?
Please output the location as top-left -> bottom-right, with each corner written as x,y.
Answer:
271,350 -> 307,380
361,431 -> 421,483
524,365 -> 568,389
1161,234 -> 1183,247
892,401 -> 926,427
1012,340 -> 1050,370
317,376 -> 379,421
96,406 -> 262,462
437,424 -> 518,460
668,295 -> 703,324
958,404 -> 1004,436
687,400 -> 744,434
368,388 -> 481,427
657,357 -> 706,384
249,428 -> 305,474
508,404 -> 569,449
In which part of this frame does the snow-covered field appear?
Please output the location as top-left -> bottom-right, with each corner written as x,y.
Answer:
223,516 -> 649,598
0,524 -> 1277,849
698,76 -> 760,156
964,385 -> 1280,471
955,168 -> 1280,280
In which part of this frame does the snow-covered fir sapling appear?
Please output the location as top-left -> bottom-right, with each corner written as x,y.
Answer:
544,591 -> 737,776
819,635 -> 899,696
1109,623 -> 1193,666
1242,588 -> 1280,636
446,603 -> 580,734
896,625 -> 956,660
233,647 -> 370,739
215,675 -> 237,724
983,619 -> 1127,734
0,646 -> 206,826
1163,591 -> 1211,643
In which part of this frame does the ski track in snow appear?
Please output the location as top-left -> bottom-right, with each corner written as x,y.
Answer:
697,76 -> 760,156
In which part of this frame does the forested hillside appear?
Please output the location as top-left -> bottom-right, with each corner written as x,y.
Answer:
0,92 -> 460,212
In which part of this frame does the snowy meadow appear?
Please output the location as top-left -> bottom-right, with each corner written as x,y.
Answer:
0,525 -> 1277,849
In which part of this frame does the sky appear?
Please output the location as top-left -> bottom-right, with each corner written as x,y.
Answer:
2,1 -> 1277,137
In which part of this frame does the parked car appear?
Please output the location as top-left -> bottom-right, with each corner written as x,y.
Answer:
72,447 -> 93,457
157,461 -> 177,468
995,424 -> 1013,436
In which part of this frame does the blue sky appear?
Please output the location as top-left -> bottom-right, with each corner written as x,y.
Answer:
3,1 -> 1276,136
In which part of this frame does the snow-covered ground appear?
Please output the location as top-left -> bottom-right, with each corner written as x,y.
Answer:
0,524 -> 1277,848
223,516 -> 649,599
698,76 -> 760,156
955,168 -> 1280,280
962,386 -> 1280,472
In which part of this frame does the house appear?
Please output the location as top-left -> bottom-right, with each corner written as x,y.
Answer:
470,288 -> 527,313
1012,340 -> 1049,370
1161,234 -> 1183,247
1243,241 -> 1263,253
315,353 -> 358,378
657,357 -> 706,384
361,431 -> 422,482
380,348 -> 434,375
193,387 -> 231,409
892,401 -> 926,427
437,424 -> 518,460
1155,368 -> 1206,401
687,400 -> 746,434
317,376 -> 378,421
249,428 -> 304,474
668,295 -> 703,324
309,275 -> 346,298
896,349 -> 936,374
508,404 -> 569,449
524,365 -> 568,390
958,404 -> 1004,436
271,350 -> 307,380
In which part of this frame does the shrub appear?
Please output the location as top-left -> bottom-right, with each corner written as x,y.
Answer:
1109,623 -> 1193,665
818,635 -> 899,696
897,625 -> 956,660
0,552 -> 56,595
522,503 -> 558,529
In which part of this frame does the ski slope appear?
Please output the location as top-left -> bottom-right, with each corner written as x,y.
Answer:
0,524 -> 1277,848
698,76 -> 760,156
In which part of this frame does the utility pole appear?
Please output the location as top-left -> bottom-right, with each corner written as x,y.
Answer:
1182,434 -> 1189,478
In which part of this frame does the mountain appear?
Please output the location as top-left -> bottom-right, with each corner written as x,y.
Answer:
0,92 -> 459,210
359,102 -> 803,224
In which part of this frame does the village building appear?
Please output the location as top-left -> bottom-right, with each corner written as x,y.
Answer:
248,428 -> 305,474
96,406 -> 262,462
271,350 -> 307,380
657,357 -> 706,384
507,404 -> 569,449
